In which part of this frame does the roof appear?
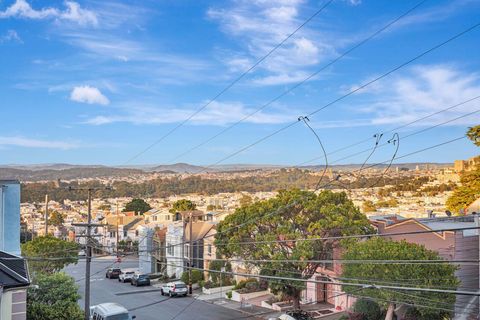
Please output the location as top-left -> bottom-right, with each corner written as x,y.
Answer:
0,180 -> 20,184
0,251 -> 30,289
92,302 -> 129,316
123,217 -> 144,231
185,221 -> 216,242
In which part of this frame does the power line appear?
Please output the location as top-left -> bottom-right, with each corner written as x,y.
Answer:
124,0 -> 334,165
192,21 -> 480,173
166,0 -> 428,164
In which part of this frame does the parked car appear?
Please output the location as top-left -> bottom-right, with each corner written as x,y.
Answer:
105,268 -> 121,279
131,274 -> 151,287
119,270 -> 136,283
161,281 -> 188,297
90,302 -> 136,320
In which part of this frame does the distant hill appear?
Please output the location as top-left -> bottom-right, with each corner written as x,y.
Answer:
0,162 -> 453,181
0,167 -> 144,181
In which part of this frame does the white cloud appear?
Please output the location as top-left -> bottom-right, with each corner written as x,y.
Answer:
0,136 -> 78,149
348,65 -> 480,127
84,100 -> 297,126
0,29 -> 22,43
207,0 -> 336,86
70,86 -> 110,105
0,0 -> 98,26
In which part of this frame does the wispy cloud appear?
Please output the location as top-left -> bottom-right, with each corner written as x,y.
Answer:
0,0 -> 98,26
345,65 -> 480,127
207,0 -> 336,86
84,100 -> 297,126
0,29 -> 22,43
70,85 -> 110,105
0,136 -> 79,149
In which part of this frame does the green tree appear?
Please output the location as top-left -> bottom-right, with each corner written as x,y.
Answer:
342,237 -> 459,320
169,199 -> 196,214
123,198 -> 152,214
239,194 -> 253,207
447,125 -> 480,213
215,189 -> 373,309
362,200 -> 377,212
27,272 -> 83,320
467,125 -> 480,146
21,236 -> 79,275
48,210 -> 65,227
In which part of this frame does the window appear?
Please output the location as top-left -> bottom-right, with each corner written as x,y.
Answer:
207,244 -> 212,256
123,231 -> 127,237
167,244 -> 173,255
135,230 -> 139,236
184,244 -> 189,258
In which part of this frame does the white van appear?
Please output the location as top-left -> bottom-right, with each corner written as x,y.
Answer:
90,302 -> 136,320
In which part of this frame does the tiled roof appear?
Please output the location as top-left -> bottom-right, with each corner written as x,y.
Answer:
0,251 -> 30,289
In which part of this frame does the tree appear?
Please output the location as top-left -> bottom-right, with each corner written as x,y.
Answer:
342,237 -> 459,320
239,194 -> 253,207
362,200 -> 377,213
48,210 -> 65,227
27,272 -> 83,320
123,198 -> 152,214
447,125 -> 480,213
215,189 -> 373,309
169,199 -> 196,214
467,125 -> 480,146
21,236 -> 79,275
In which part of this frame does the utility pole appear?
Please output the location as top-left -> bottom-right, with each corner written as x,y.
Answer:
189,211 -> 193,295
44,194 -> 49,235
69,186 -> 110,320
116,201 -> 120,259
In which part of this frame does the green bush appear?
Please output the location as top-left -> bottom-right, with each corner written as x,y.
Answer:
234,278 -> 258,290
352,298 -> 382,320
403,306 -> 421,320
181,270 -> 204,284
226,291 -> 232,299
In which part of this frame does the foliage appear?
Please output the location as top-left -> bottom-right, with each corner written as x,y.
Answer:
342,238 -> 459,319
286,309 -> 313,320
447,126 -> 480,213
233,278 -> 258,290
169,199 -> 197,213
352,298 -> 382,320
446,165 -> 480,213
21,236 -> 79,275
21,170 -> 430,203
232,278 -> 267,294
376,198 -> 399,208
180,269 -> 204,284
239,194 -> 253,207
48,210 -> 65,227
467,125 -> 480,146
207,204 -> 221,211
362,200 -> 376,212
123,198 -> 152,214
209,260 -> 234,285
215,189 -> 373,309
226,291 -> 232,299
27,272 -> 83,320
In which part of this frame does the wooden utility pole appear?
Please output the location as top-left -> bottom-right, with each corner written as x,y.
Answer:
69,186 -> 110,320
116,201 -> 120,258
44,194 -> 49,235
189,211 -> 193,295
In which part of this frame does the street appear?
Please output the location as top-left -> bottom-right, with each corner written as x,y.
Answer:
64,256 -> 247,320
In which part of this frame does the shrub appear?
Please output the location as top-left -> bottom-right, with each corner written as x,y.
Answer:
234,278 -> 258,290
198,280 -> 205,288
226,291 -> 232,299
180,270 -> 203,284
352,298 -> 382,320
403,306 -> 421,320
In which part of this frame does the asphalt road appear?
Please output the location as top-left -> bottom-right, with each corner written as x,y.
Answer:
64,256 -> 246,320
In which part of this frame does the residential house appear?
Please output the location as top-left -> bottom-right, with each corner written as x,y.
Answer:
152,227 -> 167,274
184,221 -> 216,273
165,221 -> 184,278
0,180 -> 30,320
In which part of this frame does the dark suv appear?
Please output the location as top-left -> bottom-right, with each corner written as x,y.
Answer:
106,268 -> 121,279
131,274 -> 151,287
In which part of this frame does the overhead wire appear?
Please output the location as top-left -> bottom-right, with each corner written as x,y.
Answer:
166,0 -> 429,164
123,0 -> 335,165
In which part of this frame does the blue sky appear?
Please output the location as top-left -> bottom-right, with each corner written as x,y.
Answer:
1,0 -> 479,166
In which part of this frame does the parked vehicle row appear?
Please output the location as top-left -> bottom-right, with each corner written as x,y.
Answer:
105,268 -> 151,287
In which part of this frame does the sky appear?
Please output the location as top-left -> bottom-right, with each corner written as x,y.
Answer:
1,0 -> 479,166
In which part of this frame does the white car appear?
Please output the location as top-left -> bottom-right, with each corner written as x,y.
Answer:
161,281 -> 188,297
90,302 -> 136,320
118,270 -> 136,283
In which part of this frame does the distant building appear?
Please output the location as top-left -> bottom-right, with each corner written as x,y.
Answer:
0,180 -> 21,255
454,156 -> 480,173
0,180 -> 30,320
